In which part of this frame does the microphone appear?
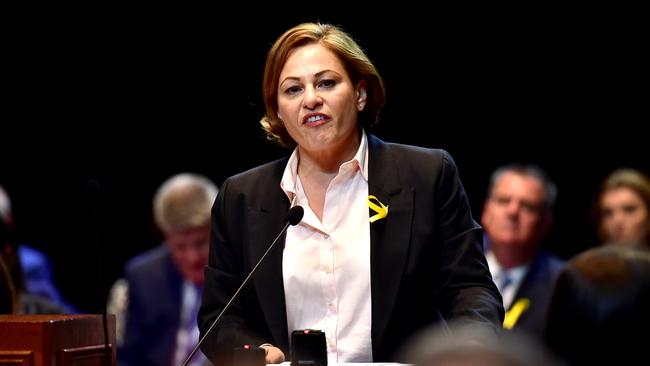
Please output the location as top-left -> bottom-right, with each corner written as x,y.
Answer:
181,205 -> 304,366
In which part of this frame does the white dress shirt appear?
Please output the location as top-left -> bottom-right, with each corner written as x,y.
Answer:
486,251 -> 529,309
281,131 -> 373,363
174,281 -> 211,366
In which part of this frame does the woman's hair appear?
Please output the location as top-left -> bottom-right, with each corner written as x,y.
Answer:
592,168 -> 650,245
153,173 -> 218,235
545,245 -> 650,364
260,22 -> 385,148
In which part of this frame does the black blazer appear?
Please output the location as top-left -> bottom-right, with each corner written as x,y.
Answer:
199,134 -> 503,364
510,252 -> 565,336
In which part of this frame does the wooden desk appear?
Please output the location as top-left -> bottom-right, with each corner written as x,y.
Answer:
0,314 -> 115,366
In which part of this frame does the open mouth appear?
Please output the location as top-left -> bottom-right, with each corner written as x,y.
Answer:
303,113 -> 329,126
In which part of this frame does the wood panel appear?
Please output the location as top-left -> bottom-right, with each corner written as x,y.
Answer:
0,314 -> 115,366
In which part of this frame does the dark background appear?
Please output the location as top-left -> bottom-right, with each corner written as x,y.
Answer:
2,8 -> 647,312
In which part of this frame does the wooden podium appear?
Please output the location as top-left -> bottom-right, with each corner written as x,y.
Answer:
0,314 -> 116,366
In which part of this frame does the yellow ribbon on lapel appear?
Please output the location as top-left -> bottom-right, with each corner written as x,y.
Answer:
368,195 -> 388,223
503,298 -> 530,330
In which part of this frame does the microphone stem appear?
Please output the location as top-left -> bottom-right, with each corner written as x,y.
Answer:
181,221 -> 291,366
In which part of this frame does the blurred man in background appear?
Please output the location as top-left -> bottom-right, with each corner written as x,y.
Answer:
481,164 -> 564,337
110,173 -> 217,366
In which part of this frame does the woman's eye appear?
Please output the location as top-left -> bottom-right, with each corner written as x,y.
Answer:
623,205 -> 638,214
318,79 -> 336,88
285,86 -> 302,95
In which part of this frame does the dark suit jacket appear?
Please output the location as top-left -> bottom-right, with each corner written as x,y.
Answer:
119,246 -> 183,366
199,134 -> 504,365
509,251 -> 565,336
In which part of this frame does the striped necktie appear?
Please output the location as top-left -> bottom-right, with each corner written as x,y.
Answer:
497,271 -> 512,293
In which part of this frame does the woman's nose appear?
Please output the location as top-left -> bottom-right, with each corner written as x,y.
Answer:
302,86 -> 323,109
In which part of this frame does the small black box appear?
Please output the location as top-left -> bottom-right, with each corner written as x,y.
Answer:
232,345 -> 265,366
290,329 -> 327,366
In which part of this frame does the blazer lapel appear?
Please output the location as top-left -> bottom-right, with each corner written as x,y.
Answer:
249,164 -> 292,350
367,135 -> 414,353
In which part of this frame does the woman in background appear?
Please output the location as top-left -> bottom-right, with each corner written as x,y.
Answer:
593,168 -> 650,249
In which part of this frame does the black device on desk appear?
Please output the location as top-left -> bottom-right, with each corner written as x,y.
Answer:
291,329 -> 327,366
233,345 -> 266,366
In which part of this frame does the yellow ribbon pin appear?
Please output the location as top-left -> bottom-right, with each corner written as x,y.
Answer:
368,195 -> 388,223
503,298 -> 530,330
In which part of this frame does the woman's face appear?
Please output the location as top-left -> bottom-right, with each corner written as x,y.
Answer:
277,43 -> 366,155
600,187 -> 649,247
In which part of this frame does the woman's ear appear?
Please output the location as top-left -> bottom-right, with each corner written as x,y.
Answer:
356,82 -> 367,111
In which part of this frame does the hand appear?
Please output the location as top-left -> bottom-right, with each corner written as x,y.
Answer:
261,345 -> 285,364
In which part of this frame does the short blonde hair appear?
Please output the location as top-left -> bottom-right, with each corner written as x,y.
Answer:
153,173 -> 218,234
260,22 -> 385,148
0,185 -> 12,223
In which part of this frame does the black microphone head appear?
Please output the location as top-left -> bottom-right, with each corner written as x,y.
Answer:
287,206 -> 304,226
